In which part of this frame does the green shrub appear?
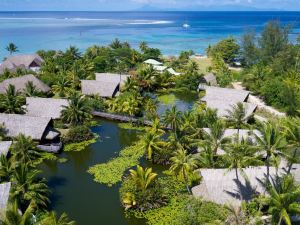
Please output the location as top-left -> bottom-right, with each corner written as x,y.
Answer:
63,125 -> 94,144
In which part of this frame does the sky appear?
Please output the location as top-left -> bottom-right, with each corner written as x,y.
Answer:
1,0 -> 300,11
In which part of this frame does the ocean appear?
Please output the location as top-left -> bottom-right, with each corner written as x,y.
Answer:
1,11 -> 300,59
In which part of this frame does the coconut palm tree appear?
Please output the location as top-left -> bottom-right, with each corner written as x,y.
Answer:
169,148 -> 198,194
38,212 -> 75,225
10,134 -> 40,166
282,117 -> 300,173
186,61 -> 199,75
61,93 -> 92,126
110,38 -> 122,49
139,41 -> 148,52
162,106 -> 182,135
255,122 -> 286,180
266,174 -> 300,225
0,155 -> 13,182
0,84 -> 25,114
64,46 -> 81,61
202,120 -> 228,155
129,165 -> 157,192
51,76 -> 71,98
0,201 -> 35,225
23,81 -> 41,97
197,145 -> 216,168
6,43 -> 18,55
140,131 -> 165,161
226,102 -> 247,138
223,138 -> 261,181
11,164 -> 50,211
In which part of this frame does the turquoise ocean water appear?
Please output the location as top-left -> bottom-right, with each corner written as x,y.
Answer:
1,11 -> 300,59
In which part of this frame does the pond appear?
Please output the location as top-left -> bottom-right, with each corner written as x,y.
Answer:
41,92 -> 197,225
41,120 -> 144,225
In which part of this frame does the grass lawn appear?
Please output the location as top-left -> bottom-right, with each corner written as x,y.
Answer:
193,57 -> 212,74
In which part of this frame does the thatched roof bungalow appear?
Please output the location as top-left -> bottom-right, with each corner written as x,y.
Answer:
144,59 -> 163,66
95,73 -> 131,86
192,166 -> 300,208
200,128 -> 262,155
0,113 -> 61,153
198,73 -> 218,87
0,141 -> 12,157
0,54 -> 44,74
200,86 -> 257,119
0,182 -> 11,211
81,80 -> 119,98
25,97 -> 69,119
205,100 -> 257,118
0,74 -> 50,94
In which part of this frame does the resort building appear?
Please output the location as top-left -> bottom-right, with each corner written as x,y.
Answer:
25,97 -> 69,119
198,73 -> 218,88
0,182 -> 11,211
95,73 -> 131,86
0,141 -> 12,157
200,86 -> 257,119
0,74 -> 50,94
192,166 -> 300,208
0,113 -> 62,153
144,59 -> 163,66
200,128 -> 262,155
81,80 -> 119,98
0,54 -> 44,74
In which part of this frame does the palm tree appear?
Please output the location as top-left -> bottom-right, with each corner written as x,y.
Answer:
11,164 -> 50,211
282,117 -> 300,173
10,134 -> 40,166
186,61 -> 199,75
61,93 -> 92,126
162,106 -> 182,135
223,138 -> 261,181
6,43 -> 18,55
0,155 -> 13,182
266,174 -> 300,225
226,102 -> 247,138
38,212 -> 75,225
0,201 -> 35,225
129,165 -> 157,192
139,41 -> 148,52
51,76 -> 71,98
255,122 -> 286,180
64,46 -> 81,60
202,120 -> 228,155
140,131 -> 165,161
110,38 -> 122,49
169,148 -> 198,194
0,84 -> 25,114
23,81 -> 41,97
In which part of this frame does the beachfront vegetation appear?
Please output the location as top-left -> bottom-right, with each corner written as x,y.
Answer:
1,20 -> 300,225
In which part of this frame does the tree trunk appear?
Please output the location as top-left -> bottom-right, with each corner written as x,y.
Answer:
287,148 -> 298,174
277,215 -> 282,225
266,154 -> 270,181
183,169 -> 191,195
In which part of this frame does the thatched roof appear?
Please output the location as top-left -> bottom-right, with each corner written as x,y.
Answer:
81,80 -> 118,98
205,100 -> 257,118
25,97 -> 69,119
0,113 -> 52,141
0,74 -> 50,94
0,54 -> 44,74
95,73 -> 131,86
192,166 -> 300,207
201,86 -> 250,103
144,59 -> 163,65
0,182 -> 11,210
0,141 -> 12,157
201,73 -> 217,86
201,128 -> 262,155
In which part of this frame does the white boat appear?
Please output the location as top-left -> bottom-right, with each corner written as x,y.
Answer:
183,23 -> 190,28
